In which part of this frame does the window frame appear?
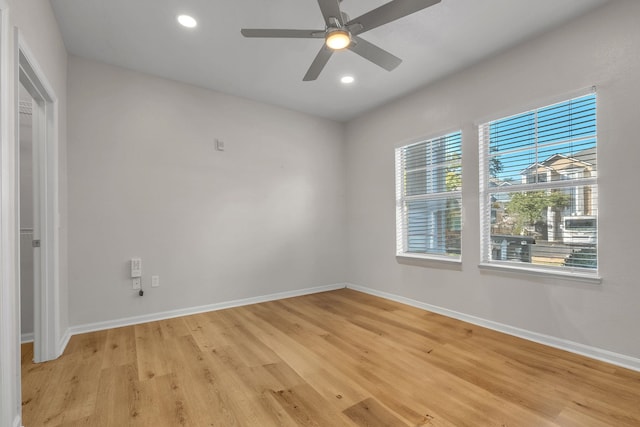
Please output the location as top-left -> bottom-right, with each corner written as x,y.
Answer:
395,130 -> 463,263
478,90 -> 601,282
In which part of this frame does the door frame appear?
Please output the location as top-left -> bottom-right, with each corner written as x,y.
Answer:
18,37 -> 60,363
0,3 -> 21,426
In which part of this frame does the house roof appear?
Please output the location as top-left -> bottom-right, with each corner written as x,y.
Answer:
519,148 -> 596,175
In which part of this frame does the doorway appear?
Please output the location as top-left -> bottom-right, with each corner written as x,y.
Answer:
19,82 -> 35,345
18,46 -> 60,363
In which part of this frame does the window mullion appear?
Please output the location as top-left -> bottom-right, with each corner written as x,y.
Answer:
493,177 -> 597,193
404,191 -> 461,202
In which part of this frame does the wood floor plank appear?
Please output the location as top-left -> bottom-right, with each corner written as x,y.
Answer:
90,364 -> 140,427
175,331 -> 293,426
135,373 -> 193,427
343,397 -> 409,427
21,353 -> 78,424
101,326 -> 137,370
134,321 -> 174,381
269,384 -> 353,427
22,289 -> 640,427
28,347 -> 104,425
181,311 -> 237,352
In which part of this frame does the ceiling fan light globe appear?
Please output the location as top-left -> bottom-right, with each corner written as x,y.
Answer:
326,30 -> 351,50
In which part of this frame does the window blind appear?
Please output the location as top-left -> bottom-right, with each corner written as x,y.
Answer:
479,93 -> 598,272
396,131 -> 462,259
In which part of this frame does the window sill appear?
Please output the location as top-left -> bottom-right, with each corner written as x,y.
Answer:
478,262 -> 602,284
396,253 -> 462,270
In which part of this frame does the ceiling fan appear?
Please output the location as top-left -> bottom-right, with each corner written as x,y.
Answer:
241,0 -> 441,81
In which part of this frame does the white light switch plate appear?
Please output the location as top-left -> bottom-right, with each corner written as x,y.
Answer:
151,275 -> 160,288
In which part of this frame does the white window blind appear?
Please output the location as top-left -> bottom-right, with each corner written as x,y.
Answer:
479,92 -> 598,274
395,131 -> 462,260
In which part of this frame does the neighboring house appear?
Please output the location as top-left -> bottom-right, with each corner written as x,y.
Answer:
519,148 -> 597,241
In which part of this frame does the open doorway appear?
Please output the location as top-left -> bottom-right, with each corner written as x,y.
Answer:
18,46 -> 60,363
19,82 -> 35,346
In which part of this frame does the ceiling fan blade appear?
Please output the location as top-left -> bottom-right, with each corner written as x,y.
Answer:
241,29 -> 324,39
349,36 -> 402,71
317,0 -> 344,26
347,0 -> 440,35
303,46 -> 334,81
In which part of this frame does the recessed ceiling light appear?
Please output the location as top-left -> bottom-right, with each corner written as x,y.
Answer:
177,14 -> 197,28
341,75 -> 355,84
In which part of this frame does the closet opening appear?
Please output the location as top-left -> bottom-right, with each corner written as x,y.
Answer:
18,46 -> 60,363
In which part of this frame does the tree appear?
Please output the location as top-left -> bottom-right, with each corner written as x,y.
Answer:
444,164 -> 462,253
547,190 -> 571,211
506,190 -> 573,237
506,191 -> 548,233
489,157 -> 503,179
445,168 -> 461,191
489,145 -> 503,179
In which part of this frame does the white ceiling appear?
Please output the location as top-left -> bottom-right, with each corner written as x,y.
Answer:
50,0 -> 609,122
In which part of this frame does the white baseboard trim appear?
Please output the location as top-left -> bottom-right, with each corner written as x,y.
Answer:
21,330 -> 72,360
57,328 -> 71,358
68,283 -> 347,336
346,283 -> 640,372
21,332 -> 34,344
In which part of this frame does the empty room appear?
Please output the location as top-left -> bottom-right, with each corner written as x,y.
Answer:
1,0 -> 640,426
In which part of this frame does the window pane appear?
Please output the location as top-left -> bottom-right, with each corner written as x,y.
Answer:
488,94 -> 597,186
536,140 -> 597,180
538,95 -> 596,144
405,167 -> 448,196
489,111 -> 536,153
489,185 -> 597,269
491,148 -> 537,184
406,197 -> 461,256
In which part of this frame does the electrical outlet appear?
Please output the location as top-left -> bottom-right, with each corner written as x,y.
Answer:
151,275 -> 160,288
132,277 -> 141,290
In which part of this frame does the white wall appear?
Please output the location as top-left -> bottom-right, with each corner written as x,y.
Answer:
67,56 -> 347,326
345,0 -> 640,360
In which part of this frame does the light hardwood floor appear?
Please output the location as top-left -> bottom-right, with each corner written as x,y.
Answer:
21,289 -> 640,426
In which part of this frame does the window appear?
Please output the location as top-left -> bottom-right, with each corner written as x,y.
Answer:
395,131 -> 462,260
479,92 -> 598,275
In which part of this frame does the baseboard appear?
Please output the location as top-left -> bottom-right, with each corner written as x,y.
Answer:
346,283 -> 640,372
69,283 -> 347,336
57,327 -> 71,358
21,332 -> 34,343
21,330 -> 71,360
